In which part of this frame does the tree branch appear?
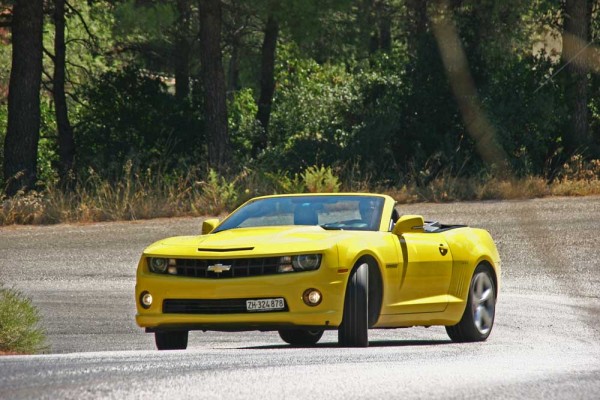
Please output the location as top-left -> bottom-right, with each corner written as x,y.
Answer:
42,45 -> 55,61
66,59 -> 92,78
41,79 -> 53,94
42,66 -> 53,83
65,37 -> 96,50
65,0 -> 99,49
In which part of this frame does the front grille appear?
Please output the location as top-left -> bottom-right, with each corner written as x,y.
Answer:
163,298 -> 289,314
174,257 -> 281,278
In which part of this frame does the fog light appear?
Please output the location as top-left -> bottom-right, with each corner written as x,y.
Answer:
303,288 -> 322,306
140,291 -> 153,309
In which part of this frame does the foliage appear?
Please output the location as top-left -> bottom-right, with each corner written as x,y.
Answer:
267,44 -> 357,171
43,0 -> 117,84
479,53 -> 567,177
193,169 -> 238,215
38,99 -> 59,185
262,170 -> 305,194
0,103 -> 6,189
0,284 -> 47,354
228,88 -> 261,159
74,67 -> 204,177
112,0 -> 178,72
2,0 -> 600,223
302,165 -> 341,193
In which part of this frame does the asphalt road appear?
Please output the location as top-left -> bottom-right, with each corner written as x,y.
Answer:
1,196 -> 599,399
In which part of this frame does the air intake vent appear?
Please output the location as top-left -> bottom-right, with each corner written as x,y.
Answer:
197,247 -> 254,252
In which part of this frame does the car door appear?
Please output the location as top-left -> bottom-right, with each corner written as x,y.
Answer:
387,232 -> 453,314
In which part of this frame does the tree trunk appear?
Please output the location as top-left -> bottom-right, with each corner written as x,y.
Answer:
376,1 -> 391,53
406,0 -> 428,57
175,0 -> 191,101
53,0 -> 75,189
562,0 -> 591,154
3,0 -> 43,196
198,0 -> 231,172
228,36 -> 241,101
254,14 -> 278,157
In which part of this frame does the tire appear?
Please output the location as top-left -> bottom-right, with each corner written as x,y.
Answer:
155,330 -> 188,350
278,329 -> 324,346
338,262 -> 369,347
446,265 -> 496,343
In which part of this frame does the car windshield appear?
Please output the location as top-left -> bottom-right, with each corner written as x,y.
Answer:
214,195 -> 385,233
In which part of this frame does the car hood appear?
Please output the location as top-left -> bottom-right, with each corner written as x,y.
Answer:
144,226 -> 358,257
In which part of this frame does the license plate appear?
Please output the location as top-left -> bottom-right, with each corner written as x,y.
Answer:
246,298 -> 285,312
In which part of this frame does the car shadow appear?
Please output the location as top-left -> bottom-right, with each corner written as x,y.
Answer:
240,339 -> 452,350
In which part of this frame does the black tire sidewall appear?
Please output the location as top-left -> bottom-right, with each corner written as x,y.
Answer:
338,262 -> 369,347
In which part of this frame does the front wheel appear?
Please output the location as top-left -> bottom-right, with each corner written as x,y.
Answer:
338,262 -> 369,347
446,265 -> 496,342
278,329 -> 324,346
155,330 -> 188,350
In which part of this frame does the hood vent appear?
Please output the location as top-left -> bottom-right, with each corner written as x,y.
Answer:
197,247 -> 254,252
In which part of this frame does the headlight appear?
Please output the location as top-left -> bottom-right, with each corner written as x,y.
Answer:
293,254 -> 321,270
277,254 -> 321,272
148,257 -> 168,273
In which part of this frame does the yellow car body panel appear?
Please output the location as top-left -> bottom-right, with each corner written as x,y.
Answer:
135,193 -> 500,336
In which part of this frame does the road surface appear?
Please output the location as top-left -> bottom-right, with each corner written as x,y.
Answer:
1,196 -> 599,399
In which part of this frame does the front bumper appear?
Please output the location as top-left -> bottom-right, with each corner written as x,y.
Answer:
135,260 -> 348,331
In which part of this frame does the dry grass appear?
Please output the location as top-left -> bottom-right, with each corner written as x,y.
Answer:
0,162 -> 242,226
549,156 -> 600,196
1,157 -> 599,226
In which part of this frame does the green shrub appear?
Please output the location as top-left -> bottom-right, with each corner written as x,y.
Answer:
263,170 -> 306,194
193,169 -> 238,215
228,88 -> 262,159
0,284 -> 47,354
267,46 -> 356,171
74,67 -> 205,178
302,165 -> 341,193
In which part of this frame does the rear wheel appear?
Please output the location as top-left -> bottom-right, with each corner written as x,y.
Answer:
338,262 -> 369,347
278,329 -> 324,346
446,265 -> 496,342
155,330 -> 188,350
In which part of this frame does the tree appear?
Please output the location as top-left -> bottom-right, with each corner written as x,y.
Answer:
175,0 -> 192,101
562,0 -> 593,154
52,0 -> 76,188
254,13 -> 278,157
3,0 -> 44,196
198,0 -> 231,172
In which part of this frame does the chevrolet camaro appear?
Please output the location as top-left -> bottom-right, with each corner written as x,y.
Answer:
135,193 -> 500,349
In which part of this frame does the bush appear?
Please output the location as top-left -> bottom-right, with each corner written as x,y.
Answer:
302,165 -> 341,193
228,88 -> 262,160
193,169 -> 238,215
0,284 -> 47,354
74,67 -> 204,178
267,46 -> 356,172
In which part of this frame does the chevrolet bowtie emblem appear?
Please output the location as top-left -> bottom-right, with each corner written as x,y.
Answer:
207,263 -> 232,273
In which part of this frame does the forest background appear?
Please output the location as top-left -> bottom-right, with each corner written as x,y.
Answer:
1,0 -> 599,225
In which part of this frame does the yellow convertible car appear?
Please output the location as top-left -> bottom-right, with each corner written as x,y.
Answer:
135,193 -> 500,349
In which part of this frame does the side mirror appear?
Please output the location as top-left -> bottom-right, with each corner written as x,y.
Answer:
392,215 -> 424,236
201,218 -> 220,235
